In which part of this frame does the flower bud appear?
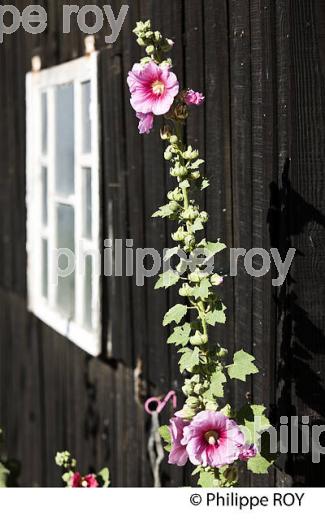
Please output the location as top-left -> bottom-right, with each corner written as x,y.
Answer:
154,31 -> 162,42
160,59 -> 172,69
179,284 -> 194,297
184,234 -> 196,250
171,226 -> 186,242
186,396 -> 200,408
160,125 -> 172,140
217,347 -> 228,359
146,45 -> 155,55
194,383 -> 204,395
177,405 -> 196,420
205,401 -> 218,411
190,331 -> 208,346
182,146 -> 193,160
136,37 -> 146,47
140,56 -> 152,65
164,150 -> 173,161
200,211 -> 209,223
168,188 -> 183,202
191,171 -> 201,180
173,103 -> 189,122
190,150 -> 199,160
182,384 -> 189,396
182,207 -> 199,221
145,31 -> 153,39
211,274 -> 224,286
169,135 -> 178,144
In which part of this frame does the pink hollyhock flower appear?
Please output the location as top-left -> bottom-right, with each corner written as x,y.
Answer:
71,472 -> 99,488
83,474 -> 99,488
136,112 -> 154,134
168,416 -> 189,466
239,444 -> 258,461
71,472 -> 82,487
127,61 -> 179,116
185,89 -> 205,106
181,411 -> 244,468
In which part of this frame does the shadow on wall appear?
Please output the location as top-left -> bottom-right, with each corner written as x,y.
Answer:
268,157 -> 325,486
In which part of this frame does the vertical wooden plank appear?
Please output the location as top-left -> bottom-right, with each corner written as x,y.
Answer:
228,0 -> 253,486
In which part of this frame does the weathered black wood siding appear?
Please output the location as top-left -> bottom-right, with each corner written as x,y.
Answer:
0,0 -> 324,486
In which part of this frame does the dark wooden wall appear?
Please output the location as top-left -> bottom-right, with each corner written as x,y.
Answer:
0,0 -> 324,486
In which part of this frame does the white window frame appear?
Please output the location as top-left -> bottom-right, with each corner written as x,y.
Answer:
26,53 -> 101,356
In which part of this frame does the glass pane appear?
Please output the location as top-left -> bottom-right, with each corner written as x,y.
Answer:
81,81 -> 91,154
42,238 -> 48,299
56,204 -> 75,318
84,255 -> 93,330
83,167 -> 92,239
41,92 -> 47,154
55,83 -> 75,196
42,166 -> 48,226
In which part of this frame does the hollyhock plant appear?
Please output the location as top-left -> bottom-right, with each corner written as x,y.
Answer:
129,19 -> 274,487
55,451 -> 110,488
182,412 -> 244,468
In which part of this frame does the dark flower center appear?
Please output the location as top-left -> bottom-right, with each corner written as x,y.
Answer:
204,430 -> 219,445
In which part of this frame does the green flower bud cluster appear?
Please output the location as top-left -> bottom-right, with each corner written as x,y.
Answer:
133,20 -> 174,65
55,451 -> 76,470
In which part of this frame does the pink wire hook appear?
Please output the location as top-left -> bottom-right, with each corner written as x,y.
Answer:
144,390 -> 177,416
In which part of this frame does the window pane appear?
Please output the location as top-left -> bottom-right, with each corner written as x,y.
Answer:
42,166 -> 48,226
55,83 -> 75,196
81,81 -> 91,154
56,203 -> 75,318
41,91 -> 47,155
42,238 -> 48,299
84,255 -> 93,330
83,167 -> 92,239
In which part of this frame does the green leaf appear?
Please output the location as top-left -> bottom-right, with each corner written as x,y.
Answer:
190,159 -> 205,169
167,323 -> 191,347
179,180 -> 190,189
97,467 -> 110,487
205,241 -> 227,257
191,218 -> 204,232
163,247 -> 179,261
198,470 -> 216,488
152,203 -> 176,218
200,179 -> 210,190
191,466 -> 202,476
192,278 -> 211,300
205,304 -> 227,325
163,304 -> 188,326
0,462 -> 9,488
155,271 -> 180,289
237,404 -> 270,444
210,370 -> 227,397
159,425 -> 171,445
158,424 -> 172,451
179,347 -> 200,373
247,432 -> 276,474
247,454 -> 273,474
227,349 -> 259,382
